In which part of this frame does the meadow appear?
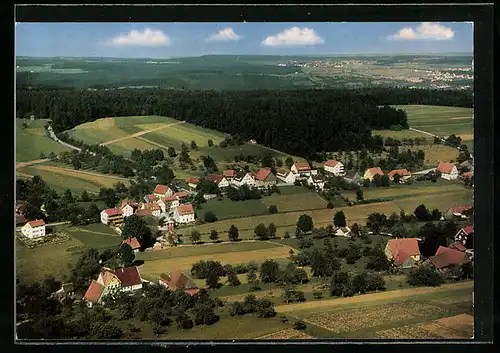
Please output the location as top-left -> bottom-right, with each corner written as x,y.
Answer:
16,119 -> 70,162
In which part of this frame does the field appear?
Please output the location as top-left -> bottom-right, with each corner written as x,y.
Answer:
16,163 -> 130,194
16,119 -> 71,162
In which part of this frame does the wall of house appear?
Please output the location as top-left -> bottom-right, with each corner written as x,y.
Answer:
100,212 -> 108,224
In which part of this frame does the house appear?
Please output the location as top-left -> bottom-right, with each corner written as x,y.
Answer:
291,162 -> 314,176
324,160 -> 345,176
143,194 -> 158,203
207,174 -> 230,188
429,246 -> 467,273
120,199 -> 140,218
82,280 -> 105,307
100,208 -> 124,225
112,266 -> 143,292
174,204 -> 195,224
459,160 -> 474,172
16,214 -> 27,227
254,168 -> 277,187
363,167 -> 384,181
454,226 -> 474,248
186,177 -> 200,190
122,237 -> 141,253
135,209 -> 153,217
443,206 -> 473,220
385,238 -> 421,268
436,162 -> 459,180
158,269 -> 199,296
387,169 -> 411,183
449,242 -> 467,252
223,170 -> 236,180
343,171 -> 363,185
51,283 -> 76,304
153,184 -> 173,198
307,174 -> 326,191
276,169 -> 296,184
161,195 -> 180,213
21,219 -> 46,238
16,200 -> 28,215
172,191 -> 190,201
144,203 -> 162,218
334,227 -> 351,237
231,171 -> 255,187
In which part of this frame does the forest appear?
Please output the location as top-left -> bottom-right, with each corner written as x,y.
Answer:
16,87 -> 472,157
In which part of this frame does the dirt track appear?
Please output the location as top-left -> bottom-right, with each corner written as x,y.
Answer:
100,121 -> 185,146
16,158 -> 50,169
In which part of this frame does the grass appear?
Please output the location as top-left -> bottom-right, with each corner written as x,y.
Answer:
403,145 -> 459,165
16,119 -> 70,162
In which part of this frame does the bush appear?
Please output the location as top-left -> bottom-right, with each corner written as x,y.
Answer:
204,211 -> 218,223
283,232 -> 291,239
233,264 -> 248,274
268,205 -> 278,214
407,265 -> 445,287
326,202 -> 334,209
293,320 -> 307,330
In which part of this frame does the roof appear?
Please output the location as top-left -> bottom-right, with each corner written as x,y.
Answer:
16,200 -> 28,212
366,167 -> 384,176
186,177 -> 200,184
28,219 -> 45,227
83,280 -> 104,303
336,227 -> 351,233
144,194 -> 158,202
324,160 -> 340,167
177,203 -> 195,216
310,175 -> 325,182
160,270 -> 198,290
122,237 -> 141,250
388,169 -> 411,177
430,246 -> 466,269
437,162 -> 457,174
255,168 -> 272,181
113,266 -> 142,287
462,172 -> 473,178
293,162 -> 311,171
462,226 -> 474,235
344,170 -> 360,179
185,288 -> 200,296
154,184 -> 171,195
163,195 -> 179,202
206,174 -> 223,184
387,238 -> 420,264
276,168 -> 290,176
135,209 -> 153,217
104,208 -> 122,217
223,170 -> 236,178
172,191 -> 189,199
145,203 -> 161,211
121,199 -> 140,209
450,242 -> 467,252
446,206 -> 472,214
16,215 -> 27,225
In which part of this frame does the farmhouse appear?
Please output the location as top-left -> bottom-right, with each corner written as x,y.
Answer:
158,270 -> 199,296
120,199 -> 140,218
343,171 -> 363,185
307,174 -> 326,191
223,170 -> 236,180
429,246 -> 467,273
291,162 -> 315,176
385,238 -> 421,269
454,225 -> 474,248
143,203 -> 162,218
276,169 -> 296,184
232,171 -> 255,187
100,208 -> 124,225
437,162 -> 459,180
122,237 -> 141,253
254,168 -> 277,187
172,191 -> 189,201
324,160 -> 345,176
207,174 -> 230,188
334,227 -> 351,237
143,194 -> 158,203
186,177 -> 200,190
153,184 -> 174,198
21,219 -> 46,239
442,206 -> 472,220
363,167 -> 384,181
174,203 -> 195,224
387,169 -> 411,183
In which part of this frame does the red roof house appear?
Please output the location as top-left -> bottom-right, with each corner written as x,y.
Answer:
135,209 -> 153,217
223,170 -> 236,178
113,266 -> 142,288
385,238 -> 421,268
437,162 -> 457,174
172,191 -> 189,200
292,162 -> 311,172
206,174 -> 223,184
28,219 -> 45,227
176,204 -> 194,216
388,169 -> 411,178
462,172 -> 473,179
82,280 -> 105,305
429,246 -> 467,270
159,270 -> 198,295
324,160 -> 340,168
122,237 -> 141,251
154,184 -> 171,196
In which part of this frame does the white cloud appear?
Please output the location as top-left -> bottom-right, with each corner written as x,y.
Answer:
388,22 -> 455,41
109,28 -> 170,46
262,27 -> 324,46
208,27 -> 241,41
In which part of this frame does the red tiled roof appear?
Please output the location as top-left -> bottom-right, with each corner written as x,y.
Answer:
366,167 -> 384,176
163,195 -> 178,202
206,174 -> 223,184
462,172 -> 473,178
223,170 -> 236,178
446,206 -> 472,214
172,191 -> 189,199
255,168 -> 272,181
293,162 -> 311,171
388,169 -> 411,177
437,162 -> 456,174
135,209 -> 153,217
113,266 -> 142,287
177,203 -> 194,215
121,199 -> 140,209
160,270 -> 198,290
28,219 -> 45,227
185,288 -> 200,296
144,194 -> 158,202
186,177 -> 200,184
83,280 -> 104,303
104,208 -> 122,217
324,160 -> 340,167
450,242 -> 467,252
393,250 -> 410,266
430,246 -> 466,269
154,184 -> 171,195
145,203 -> 161,211
462,226 -> 474,235
122,237 -> 141,250
387,238 -> 420,263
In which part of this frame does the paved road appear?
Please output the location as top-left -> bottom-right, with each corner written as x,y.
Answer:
47,125 -> 82,151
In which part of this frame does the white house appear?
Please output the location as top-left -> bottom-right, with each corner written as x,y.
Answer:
291,162 -> 316,176
21,219 -> 46,239
186,177 -> 200,190
100,208 -> 124,226
154,184 -> 174,198
120,199 -> 139,218
324,160 -> 345,176
174,203 -> 196,224
207,174 -> 230,188
307,174 -> 326,191
232,172 -> 255,187
276,169 -> 297,184
144,203 -> 162,218
437,162 -> 459,180
160,196 -> 180,213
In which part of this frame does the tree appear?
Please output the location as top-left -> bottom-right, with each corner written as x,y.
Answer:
407,265 -> 445,287
351,223 -> 360,237
167,147 -> 177,157
209,229 -> 219,242
92,323 -> 123,339
247,269 -> 260,291
268,205 -> 278,214
226,265 -> 241,286
80,190 -> 91,202
260,260 -> 280,283
356,189 -> 364,202
228,225 -> 239,242
414,204 -> 431,222
393,173 -> 402,184
190,230 -> 202,244
176,314 -> 194,330
298,237 -> 314,249
99,187 -> 118,208
205,271 -> 220,289
122,215 -> 154,249
296,214 -> 313,233
117,243 -> 135,267
207,139 -> 214,147
380,175 -> 390,187
327,201 -> 334,209
62,188 -> 74,204
365,247 -> 391,272
268,223 -> 277,238
204,211 -> 218,223
333,211 -> 347,228
283,231 -> 291,239
293,319 -> 307,330
254,223 -> 269,240
190,140 -> 198,149
285,157 -> 294,170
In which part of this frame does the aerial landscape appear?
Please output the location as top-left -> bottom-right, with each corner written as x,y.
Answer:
15,22 -> 474,341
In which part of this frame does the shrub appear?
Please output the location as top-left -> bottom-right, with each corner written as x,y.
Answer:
326,202 -> 334,209
268,205 -> 278,214
407,265 -> 445,287
293,320 -> 307,330
204,211 -> 218,223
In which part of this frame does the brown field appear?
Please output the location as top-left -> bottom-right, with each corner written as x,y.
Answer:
403,145 -> 459,165
30,164 -> 130,187
429,295 -> 472,305
457,134 -> 473,141
257,329 -> 315,339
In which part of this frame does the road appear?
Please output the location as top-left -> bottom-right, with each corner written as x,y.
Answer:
16,158 -> 50,169
46,125 -> 82,152
99,121 -> 186,146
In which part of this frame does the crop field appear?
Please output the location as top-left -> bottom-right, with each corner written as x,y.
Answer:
16,119 -> 70,162
262,192 -> 327,213
16,163 -> 130,194
258,329 -> 315,339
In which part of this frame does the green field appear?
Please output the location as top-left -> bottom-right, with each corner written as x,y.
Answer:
16,119 -> 71,162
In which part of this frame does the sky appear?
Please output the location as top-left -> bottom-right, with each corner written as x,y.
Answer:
15,22 -> 473,58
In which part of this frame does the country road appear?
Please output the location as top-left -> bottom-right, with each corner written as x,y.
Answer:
47,125 -> 82,152
16,158 -> 50,169
100,121 -> 186,146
